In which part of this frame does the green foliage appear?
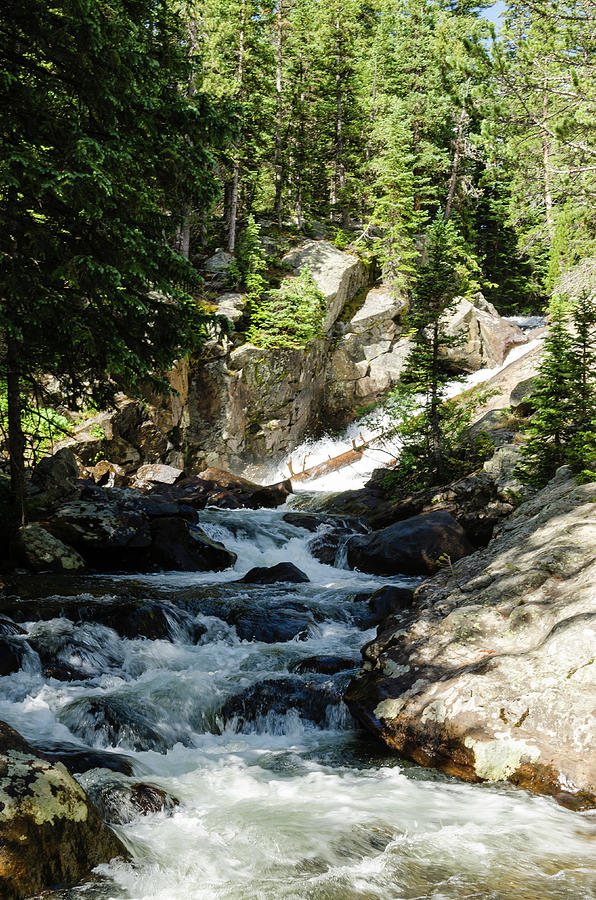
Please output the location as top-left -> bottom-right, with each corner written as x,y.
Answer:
247,267 -> 326,350
238,216 -> 268,301
0,382 -> 72,465
517,292 -> 596,486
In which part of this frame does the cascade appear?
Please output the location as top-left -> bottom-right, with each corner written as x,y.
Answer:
2,319 -> 594,899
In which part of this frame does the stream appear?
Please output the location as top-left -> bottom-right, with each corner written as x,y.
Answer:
2,505 -> 596,900
3,323 -> 596,899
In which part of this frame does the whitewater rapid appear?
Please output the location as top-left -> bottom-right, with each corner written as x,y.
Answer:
2,505 -> 595,900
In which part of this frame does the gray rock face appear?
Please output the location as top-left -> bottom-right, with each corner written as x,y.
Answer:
346,470 -> 596,809
440,295 -> 528,371
324,283 -> 410,419
0,721 -> 126,900
29,449 -> 80,511
346,511 -> 474,576
216,292 -> 246,324
282,240 -> 369,331
14,524 -> 85,572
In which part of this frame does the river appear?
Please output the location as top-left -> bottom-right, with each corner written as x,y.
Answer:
2,324 -> 596,899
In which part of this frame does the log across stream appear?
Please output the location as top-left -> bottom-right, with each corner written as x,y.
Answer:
2,504 -> 595,900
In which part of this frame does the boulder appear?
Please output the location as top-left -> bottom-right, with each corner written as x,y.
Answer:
133,463 -> 184,489
0,637 -> 27,676
82,777 -> 178,825
204,249 -> 235,273
291,656 -> 358,675
216,292 -> 246,325
346,284 -> 406,334
88,460 -> 128,488
229,602 -> 318,643
29,449 -> 80,511
346,511 -> 474,576
14,524 -> 85,572
346,471 -> 596,809
150,518 -> 237,572
0,721 -> 126,900
48,498 -> 152,553
440,296 -> 527,371
197,468 -> 292,509
221,676 -> 342,731
36,742 -> 136,777
59,696 -> 170,753
238,562 -> 309,584
282,240 -> 369,331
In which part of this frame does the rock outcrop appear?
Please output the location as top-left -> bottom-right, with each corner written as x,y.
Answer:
345,469 -> 596,809
345,511 -> 474,576
439,295 -> 527,371
0,722 -> 126,900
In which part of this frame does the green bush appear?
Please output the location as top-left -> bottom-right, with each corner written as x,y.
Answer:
247,267 -> 326,350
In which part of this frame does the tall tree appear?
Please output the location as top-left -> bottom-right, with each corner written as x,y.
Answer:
0,0 -> 231,526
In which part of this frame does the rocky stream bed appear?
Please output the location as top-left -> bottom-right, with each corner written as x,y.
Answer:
1,493 -> 596,900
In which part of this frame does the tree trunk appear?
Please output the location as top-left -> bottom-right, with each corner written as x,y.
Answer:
542,88 -> 554,239
274,0 -> 284,227
7,334 -> 26,530
227,0 -> 246,254
444,83 -> 469,222
333,15 -> 347,225
430,321 -> 443,478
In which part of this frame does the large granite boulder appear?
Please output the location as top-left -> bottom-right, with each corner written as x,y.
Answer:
346,470 -> 596,809
346,511 -> 474,576
14,524 -> 85,572
0,722 -> 126,900
282,240 -> 369,331
28,448 -> 80,512
440,295 -> 527,371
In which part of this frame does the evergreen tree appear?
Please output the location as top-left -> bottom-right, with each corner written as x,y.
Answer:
395,216 -> 477,484
516,296 -> 575,485
0,0 -> 231,525
567,291 -> 596,475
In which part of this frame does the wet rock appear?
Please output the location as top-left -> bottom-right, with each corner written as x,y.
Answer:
307,531 -> 344,565
59,696 -> 170,753
150,517 -> 237,571
291,656 -> 358,675
0,637 -> 27,676
346,511 -> 474,576
221,676 -> 342,731
365,586 -> 415,626
198,468 -> 293,509
346,471 -> 596,809
283,512 -> 368,533
48,498 -> 152,553
0,617 -> 25,637
9,595 -> 180,642
37,742 -> 136,776
83,777 -> 179,825
238,562 -> 310,584
0,721 -> 126,900
229,602 -> 318,643
14,523 -> 85,572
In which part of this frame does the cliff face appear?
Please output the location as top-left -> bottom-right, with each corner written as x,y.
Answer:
345,468 -> 596,810
54,237 -> 528,478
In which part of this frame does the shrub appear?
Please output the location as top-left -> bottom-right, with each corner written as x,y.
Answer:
247,267 -> 326,350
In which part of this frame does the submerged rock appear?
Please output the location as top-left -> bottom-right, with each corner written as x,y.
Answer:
150,517 -> 237,571
221,676 -> 342,731
291,656 -> 358,676
229,602 -> 318,643
83,777 -> 179,825
238,562 -> 310,584
59,696 -> 170,753
0,721 -> 126,900
346,470 -> 596,809
346,511 -> 473,576
37,742 -> 136,777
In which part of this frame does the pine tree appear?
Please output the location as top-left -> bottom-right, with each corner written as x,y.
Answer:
516,296 -> 575,485
567,291 -> 596,476
0,0 -> 231,526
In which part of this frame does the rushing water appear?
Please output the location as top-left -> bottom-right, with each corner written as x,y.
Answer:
2,506 -> 596,900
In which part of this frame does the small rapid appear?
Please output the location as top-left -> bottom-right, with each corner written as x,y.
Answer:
2,503 -> 595,900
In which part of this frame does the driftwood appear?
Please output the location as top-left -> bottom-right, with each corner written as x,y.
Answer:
287,431 -> 398,483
